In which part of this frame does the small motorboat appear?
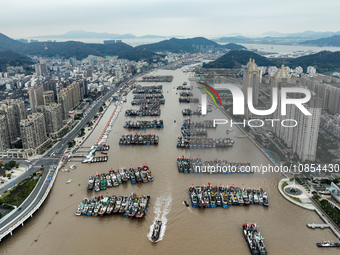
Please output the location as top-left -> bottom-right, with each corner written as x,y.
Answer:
66,179 -> 72,184
183,201 -> 189,207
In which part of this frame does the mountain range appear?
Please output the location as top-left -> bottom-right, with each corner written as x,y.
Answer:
299,35 -> 340,47
135,37 -> 246,53
203,50 -> 340,73
0,32 -> 246,61
203,51 -> 273,69
31,30 -> 166,39
0,32 -> 162,62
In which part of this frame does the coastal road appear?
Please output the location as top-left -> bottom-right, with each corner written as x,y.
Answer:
0,89 -> 114,195
0,89 -> 115,235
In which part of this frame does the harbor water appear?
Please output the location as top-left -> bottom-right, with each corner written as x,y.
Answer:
0,69 -> 338,255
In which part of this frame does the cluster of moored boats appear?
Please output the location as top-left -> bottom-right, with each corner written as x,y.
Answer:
189,184 -> 269,207
131,99 -> 165,105
182,119 -> 216,128
179,97 -> 199,103
177,90 -> 199,103
86,156 -> 108,163
95,144 -> 110,151
132,85 -> 163,94
141,76 -> 173,82
177,86 -> 191,90
119,134 -> 159,145
181,127 -> 207,136
133,94 -> 164,99
126,85 -> 164,116
177,156 -> 252,173
182,108 -> 201,115
243,223 -> 267,255
123,120 -> 164,129
177,136 -> 234,148
87,165 -> 153,191
180,92 -> 193,97
75,193 -> 150,218
125,108 -> 161,116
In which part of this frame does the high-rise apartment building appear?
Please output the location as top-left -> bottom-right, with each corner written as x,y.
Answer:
243,59 -> 260,119
273,90 -> 322,162
0,99 -> 26,145
37,103 -> 63,135
57,82 -> 80,120
43,90 -> 55,105
0,113 -> 10,152
35,63 -> 48,76
20,113 -> 47,150
28,85 -> 44,112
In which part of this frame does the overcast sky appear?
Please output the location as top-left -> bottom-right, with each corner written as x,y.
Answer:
1,0 -> 339,39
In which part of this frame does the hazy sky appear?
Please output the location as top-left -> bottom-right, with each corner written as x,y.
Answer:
1,0 -> 339,38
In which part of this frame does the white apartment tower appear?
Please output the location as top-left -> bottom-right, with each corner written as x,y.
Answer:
243,59 -> 260,119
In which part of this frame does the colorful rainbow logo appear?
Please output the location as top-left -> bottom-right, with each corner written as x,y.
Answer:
198,82 -> 223,106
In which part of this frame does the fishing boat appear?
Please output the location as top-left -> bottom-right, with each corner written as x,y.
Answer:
87,175 -> 95,191
75,205 -> 82,216
243,223 -> 259,255
151,220 -> 162,243
316,240 -> 340,247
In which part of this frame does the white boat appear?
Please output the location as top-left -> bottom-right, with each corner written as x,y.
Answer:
66,179 -> 73,184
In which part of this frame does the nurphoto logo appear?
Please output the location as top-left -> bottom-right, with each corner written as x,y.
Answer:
200,82 -> 311,128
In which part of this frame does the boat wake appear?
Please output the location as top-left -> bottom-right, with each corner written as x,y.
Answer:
147,195 -> 172,242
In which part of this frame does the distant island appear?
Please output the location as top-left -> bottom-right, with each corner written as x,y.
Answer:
215,30 -> 340,45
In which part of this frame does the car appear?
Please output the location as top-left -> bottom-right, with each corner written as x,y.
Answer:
17,207 -> 21,211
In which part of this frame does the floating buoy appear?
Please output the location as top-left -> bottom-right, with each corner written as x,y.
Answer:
34,239 -> 38,242
48,222 -> 51,224
70,194 -> 73,197
55,211 -> 58,214
78,184 -> 80,186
